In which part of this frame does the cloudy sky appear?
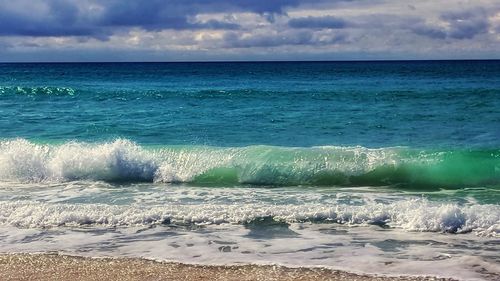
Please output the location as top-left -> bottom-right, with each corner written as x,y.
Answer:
0,0 -> 499,61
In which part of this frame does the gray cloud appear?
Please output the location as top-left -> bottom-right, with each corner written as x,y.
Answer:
192,20 -> 240,30
222,30 -> 347,48
0,40 -> 13,50
411,7 -> 492,40
223,31 -> 312,48
288,16 -> 348,29
291,10 -> 494,41
289,13 -> 425,31
350,14 -> 423,29
411,25 -> 447,39
440,8 -> 490,39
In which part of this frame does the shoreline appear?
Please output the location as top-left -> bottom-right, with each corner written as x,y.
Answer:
0,253 -> 457,281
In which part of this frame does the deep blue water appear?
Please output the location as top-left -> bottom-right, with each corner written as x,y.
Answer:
1,61 -> 499,148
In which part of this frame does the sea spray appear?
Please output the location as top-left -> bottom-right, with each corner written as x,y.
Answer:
0,138 -> 498,188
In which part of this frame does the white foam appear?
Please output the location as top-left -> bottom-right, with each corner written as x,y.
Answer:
0,139 -> 156,182
0,139 -> 410,184
0,223 -> 497,281
153,147 -> 234,182
1,198 -> 498,236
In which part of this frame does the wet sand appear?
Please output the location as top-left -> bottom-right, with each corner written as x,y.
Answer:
0,254 -> 456,281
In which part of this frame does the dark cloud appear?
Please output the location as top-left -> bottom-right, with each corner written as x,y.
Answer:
0,0 -> 320,38
0,0 -> 109,39
411,25 -> 446,39
288,16 -> 348,29
440,8 -> 489,39
350,14 -> 423,29
411,8 -> 491,40
191,20 -> 240,30
98,0 -> 328,30
447,19 -> 489,39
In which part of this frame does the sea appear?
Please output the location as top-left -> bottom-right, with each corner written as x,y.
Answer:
0,61 -> 499,280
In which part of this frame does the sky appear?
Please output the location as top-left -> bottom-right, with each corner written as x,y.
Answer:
0,0 -> 499,62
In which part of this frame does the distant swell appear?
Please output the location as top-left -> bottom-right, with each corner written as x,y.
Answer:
0,86 -> 76,96
0,138 -> 499,188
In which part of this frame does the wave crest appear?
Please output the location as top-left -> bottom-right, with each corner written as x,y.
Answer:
0,138 -> 499,187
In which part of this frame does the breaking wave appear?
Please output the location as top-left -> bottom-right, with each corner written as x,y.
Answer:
0,138 -> 499,188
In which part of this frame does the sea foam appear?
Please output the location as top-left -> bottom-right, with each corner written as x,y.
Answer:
1,199 -> 498,236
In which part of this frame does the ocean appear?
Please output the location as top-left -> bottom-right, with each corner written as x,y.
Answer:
0,61 -> 499,280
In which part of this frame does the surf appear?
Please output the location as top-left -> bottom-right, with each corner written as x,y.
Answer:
1,198 -> 498,236
0,138 -> 499,188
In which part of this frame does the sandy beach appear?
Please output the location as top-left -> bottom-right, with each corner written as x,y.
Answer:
0,254 -> 457,281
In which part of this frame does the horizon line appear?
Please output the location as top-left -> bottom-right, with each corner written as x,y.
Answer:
1,58 -> 499,64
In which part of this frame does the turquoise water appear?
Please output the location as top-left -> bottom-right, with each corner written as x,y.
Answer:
0,61 -> 499,279
1,61 -> 499,195
1,61 -> 499,147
